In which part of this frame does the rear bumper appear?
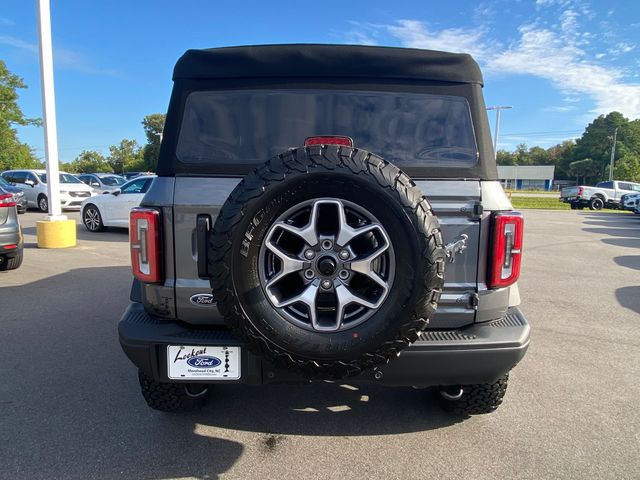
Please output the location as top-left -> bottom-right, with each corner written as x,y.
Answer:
0,223 -> 22,256
560,197 -> 583,204
119,303 -> 530,387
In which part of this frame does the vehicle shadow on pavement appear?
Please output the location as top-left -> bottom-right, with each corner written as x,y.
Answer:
193,383 -> 461,436
581,213 -> 640,249
614,255 -> 640,271
1,266 -> 243,480
1,265 -> 460,479
20,224 -> 129,243
615,286 -> 640,314
579,213 -> 640,315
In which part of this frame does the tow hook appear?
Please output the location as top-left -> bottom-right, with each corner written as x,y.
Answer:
440,386 -> 464,401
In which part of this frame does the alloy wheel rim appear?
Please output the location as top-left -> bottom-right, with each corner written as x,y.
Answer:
84,208 -> 100,230
258,198 -> 395,332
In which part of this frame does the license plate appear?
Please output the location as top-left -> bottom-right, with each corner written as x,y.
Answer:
167,345 -> 241,380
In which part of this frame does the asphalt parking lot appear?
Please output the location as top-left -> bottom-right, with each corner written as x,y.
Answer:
1,209 -> 639,480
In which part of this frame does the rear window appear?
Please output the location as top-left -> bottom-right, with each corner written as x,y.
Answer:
177,90 -> 478,169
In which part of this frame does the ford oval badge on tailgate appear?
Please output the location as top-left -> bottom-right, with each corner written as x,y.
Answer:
190,294 -> 215,306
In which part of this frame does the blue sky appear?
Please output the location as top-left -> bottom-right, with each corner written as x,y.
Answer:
1,0 -> 639,162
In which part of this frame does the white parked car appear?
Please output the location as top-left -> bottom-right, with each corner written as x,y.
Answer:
621,193 -> 640,211
80,176 -> 155,231
1,169 -> 96,212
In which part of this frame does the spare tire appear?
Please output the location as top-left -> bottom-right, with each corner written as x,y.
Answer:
209,146 -> 445,379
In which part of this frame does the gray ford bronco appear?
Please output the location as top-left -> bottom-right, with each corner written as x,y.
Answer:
119,44 -> 529,417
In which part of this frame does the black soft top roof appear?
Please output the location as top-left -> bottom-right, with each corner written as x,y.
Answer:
173,44 -> 483,85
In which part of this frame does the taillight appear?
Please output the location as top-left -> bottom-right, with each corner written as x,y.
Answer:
488,212 -> 524,288
0,193 -> 16,207
578,187 -> 583,196
304,136 -> 353,147
130,208 -> 161,283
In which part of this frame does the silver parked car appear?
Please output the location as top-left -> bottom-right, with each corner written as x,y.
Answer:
77,173 -> 127,194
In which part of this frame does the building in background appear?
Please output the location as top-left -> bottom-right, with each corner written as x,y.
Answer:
498,165 -> 555,191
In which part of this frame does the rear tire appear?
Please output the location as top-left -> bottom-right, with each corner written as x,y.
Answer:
589,197 -> 604,210
38,194 -> 48,213
437,374 -> 509,416
570,203 -> 578,210
0,252 -> 23,271
82,205 -> 105,232
138,371 -> 211,412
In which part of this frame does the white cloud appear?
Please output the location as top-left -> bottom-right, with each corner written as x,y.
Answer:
544,105 -> 577,112
343,22 -> 379,46
384,20 -> 495,61
614,42 -> 636,54
486,25 -> 640,118
358,15 -> 640,119
0,34 -> 37,53
0,34 -> 118,76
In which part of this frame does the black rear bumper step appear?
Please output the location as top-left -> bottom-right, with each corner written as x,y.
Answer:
119,303 -> 529,387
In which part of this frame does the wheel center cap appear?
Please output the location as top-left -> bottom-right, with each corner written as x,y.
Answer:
317,256 -> 337,276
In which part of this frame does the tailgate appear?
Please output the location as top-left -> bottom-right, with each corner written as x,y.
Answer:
173,177 -> 481,328
561,186 -> 579,198
417,180 -> 481,328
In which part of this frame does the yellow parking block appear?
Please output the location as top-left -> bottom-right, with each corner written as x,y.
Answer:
36,219 -> 77,248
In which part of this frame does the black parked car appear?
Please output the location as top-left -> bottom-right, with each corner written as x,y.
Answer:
0,186 -> 23,271
0,175 -> 27,213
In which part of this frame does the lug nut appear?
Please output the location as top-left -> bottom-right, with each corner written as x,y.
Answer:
304,269 -> 315,279
321,279 -> 332,289
304,249 -> 315,259
339,270 -> 349,280
339,249 -> 349,260
321,240 -> 333,250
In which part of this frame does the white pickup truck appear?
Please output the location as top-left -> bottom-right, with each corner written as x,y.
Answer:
560,180 -> 640,210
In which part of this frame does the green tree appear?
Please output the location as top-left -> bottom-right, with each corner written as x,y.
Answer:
569,158 -> 599,184
546,140 -> 576,179
528,146 -> 550,165
70,150 -> 110,173
574,112 -> 628,181
611,142 -> 640,182
496,149 -> 516,165
0,60 -> 42,171
514,143 -> 531,165
107,139 -> 144,174
141,113 -> 165,171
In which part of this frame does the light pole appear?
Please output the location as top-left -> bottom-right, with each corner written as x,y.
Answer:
608,127 -> 618,181
37,0 -> 62,219
35,0 -> 76,248
486,105 -> 512,160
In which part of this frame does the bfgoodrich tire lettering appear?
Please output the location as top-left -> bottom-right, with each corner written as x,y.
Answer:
209,146 -> 446,379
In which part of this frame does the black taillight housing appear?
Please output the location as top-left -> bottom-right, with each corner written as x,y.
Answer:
488,212 -> 524,288
130,208 -> 161,283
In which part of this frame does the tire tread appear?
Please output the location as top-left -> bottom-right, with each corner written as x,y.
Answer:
209,146 -> 446,379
